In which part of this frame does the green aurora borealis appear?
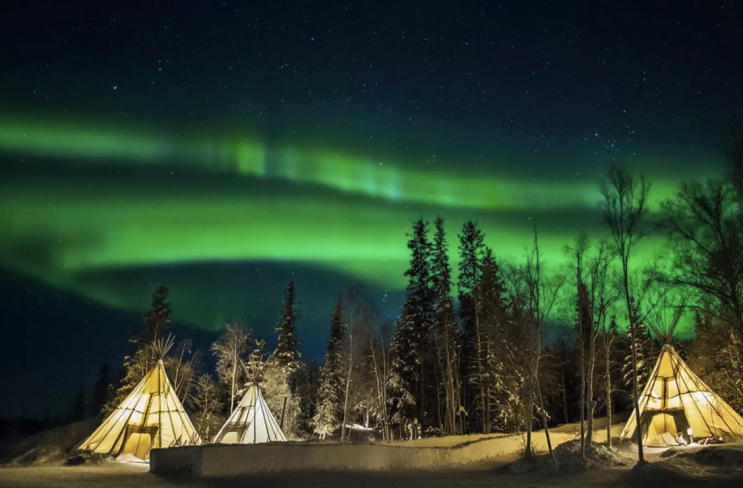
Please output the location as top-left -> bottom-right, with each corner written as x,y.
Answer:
0,111 -> 718,335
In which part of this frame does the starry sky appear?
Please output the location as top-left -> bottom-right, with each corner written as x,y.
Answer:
1,0 -> 741,417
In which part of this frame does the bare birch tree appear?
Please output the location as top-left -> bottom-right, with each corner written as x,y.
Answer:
211,321 -> 251,414
599,164 -> 650,463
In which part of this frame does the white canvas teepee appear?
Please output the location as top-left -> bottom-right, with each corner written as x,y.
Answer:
213,383 -> 287,444
620,344 -> 743,446
79,359 -> 201,460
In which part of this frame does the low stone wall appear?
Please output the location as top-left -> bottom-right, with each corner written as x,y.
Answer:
150,430 -> 576,477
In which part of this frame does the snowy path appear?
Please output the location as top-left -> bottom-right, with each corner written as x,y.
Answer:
0,463 -> 629,488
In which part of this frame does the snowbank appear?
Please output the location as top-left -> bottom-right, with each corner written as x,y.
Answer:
1,418 -> 98,466
627,444 -> 743,485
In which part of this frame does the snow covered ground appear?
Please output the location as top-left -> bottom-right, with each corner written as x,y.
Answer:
2,413 -> 741,487
2,453 -> 742,488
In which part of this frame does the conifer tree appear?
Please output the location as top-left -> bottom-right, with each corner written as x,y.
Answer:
71,385 -> 87,421
476,247 -> 508,433
621,322 -> 658,390
431,217 -> 459,434
389,219 -> 434,437
107,285 -> 173,412
90,364 -> 111,416
143,284 -> 172,344
275,281 -> 302,376
457,221 -> 486,433
268,282 -> 305,438
314,300 -> 346,438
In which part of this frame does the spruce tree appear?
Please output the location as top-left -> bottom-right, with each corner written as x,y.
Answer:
71,385 -> 87,421
389,218 -> 434,436
457,221 -> 486,433
476,247 -> 508,432
142,284 -> 171,343
431,217 -> 459,434
275,281 -> 302,376
109,285 -> 173,412
314,300 -> 346,438
431,217 -> 452,302
90,364 -> 111,416
621,322 -> 658,390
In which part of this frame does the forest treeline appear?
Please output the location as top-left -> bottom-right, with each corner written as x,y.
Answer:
7,124 -> 743,461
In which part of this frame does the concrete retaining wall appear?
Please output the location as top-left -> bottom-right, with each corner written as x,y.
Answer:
149,445 -> 200,474
150,431 -> 578,477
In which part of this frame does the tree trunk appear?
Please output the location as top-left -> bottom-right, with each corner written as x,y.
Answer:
561,367 -> 569,425
230,357 -> 237,414
341,329 -> 353,442
624,262 -> 644,463
535,374 -> 556,463
524,378 -> 534,460
474,293 -> 486,433
586,327 -> 596,448
579,307 -> 586,459
443,329 -> 456,434
605,332 -> 612,448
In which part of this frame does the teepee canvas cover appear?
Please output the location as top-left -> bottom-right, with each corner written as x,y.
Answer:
620,344 -> 743,446
214,383 -> 287,444
79,360 -> 200,460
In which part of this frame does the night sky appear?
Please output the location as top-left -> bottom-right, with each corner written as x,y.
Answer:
1,0 -> 741,417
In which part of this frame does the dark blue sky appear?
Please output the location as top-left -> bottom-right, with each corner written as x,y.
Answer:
0,0 -> 741,417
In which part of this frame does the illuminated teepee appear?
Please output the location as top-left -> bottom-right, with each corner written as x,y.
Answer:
213,382 -> 287,443
213,339 -> 287,444
620,300 -> 743,446
79,338 -> 201,460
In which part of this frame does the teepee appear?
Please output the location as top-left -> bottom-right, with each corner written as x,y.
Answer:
213,382 -> 287,443
620,301 -> 743,446
79,339 -> 201,460
213,339 -> 287,444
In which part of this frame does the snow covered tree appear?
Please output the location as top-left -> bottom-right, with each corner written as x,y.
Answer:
107,284 -> 173,413
388,298 -> 419,438
687,312 -> 743,413
275,281 -> 302,377
389,218 -> 434,437
191,374 -> 221,441
262,357 -> 303,439
475,247 -> 509,433
457,220 -> 486,433
211,321 -> 251,413
621,322 -> 658,393
164,339 -> 201,405
431,217 -> 460,435
314,299 -> 346,438
267,283 -> 305,438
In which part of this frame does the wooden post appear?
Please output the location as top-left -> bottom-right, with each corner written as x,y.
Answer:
280,396 -> 288,429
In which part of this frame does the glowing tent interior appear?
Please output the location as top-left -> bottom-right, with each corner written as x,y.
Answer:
78,358 -> 201,460
213,383 -> 287,444
620,347 -> 743,446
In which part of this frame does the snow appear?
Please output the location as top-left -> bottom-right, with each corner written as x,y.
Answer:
4,452 -> 743,488
3,413 -> 742,487
1,418 -> 97,466
0,462 -> 632,488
